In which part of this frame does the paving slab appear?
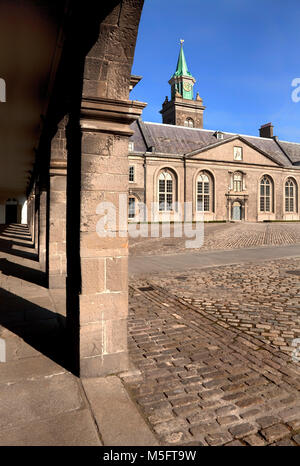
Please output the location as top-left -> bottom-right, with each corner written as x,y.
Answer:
82,376 -> 159,446
0,372 -> 84,430
130,244 -> 300,275
0,409 -> 101,446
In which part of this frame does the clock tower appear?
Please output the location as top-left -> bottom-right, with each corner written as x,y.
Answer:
160,40 -> 206,128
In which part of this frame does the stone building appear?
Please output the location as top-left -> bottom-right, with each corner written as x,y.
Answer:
128,42 -> 300,223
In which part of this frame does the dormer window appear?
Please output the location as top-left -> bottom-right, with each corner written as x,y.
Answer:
215,131 -> 224,140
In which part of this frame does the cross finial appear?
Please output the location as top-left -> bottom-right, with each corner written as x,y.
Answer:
180,39 -> 184,45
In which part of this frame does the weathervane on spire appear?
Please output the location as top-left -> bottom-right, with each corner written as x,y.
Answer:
180,39 -> 184,45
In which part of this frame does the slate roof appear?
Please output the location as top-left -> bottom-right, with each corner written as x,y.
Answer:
130,120 -> 300,168
277,141 -> 300,165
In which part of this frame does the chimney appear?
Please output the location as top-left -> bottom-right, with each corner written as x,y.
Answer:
259,122 -> 274,138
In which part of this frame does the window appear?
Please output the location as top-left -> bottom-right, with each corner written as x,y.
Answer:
216,131 -> 224,140
128,141 -> 134,152
260,176 -> 273,212
233,172 -> 242,192
158,170 -> 174,211
128,197 -> 135,219
129,166 -> 135,183
234,146 -> 243,161
184,118 -> 194,128
285,178 -> 296,212
197,172 -> 211,212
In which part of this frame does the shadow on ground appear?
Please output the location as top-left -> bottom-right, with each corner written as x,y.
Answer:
0,287 -> 72,372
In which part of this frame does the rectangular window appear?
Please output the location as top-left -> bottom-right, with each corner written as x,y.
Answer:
234,147 -> 243,161
197,197 -> 203,211
234,180 -> 242,192
128,141 -> 134,152
159,194 -> 165,211
197,194 -> 209,212
129,166 -> 135,182
285,197 -> 289,212
128,197 -> 135,219
166,194 -> 173,210
203,195 -> 209,211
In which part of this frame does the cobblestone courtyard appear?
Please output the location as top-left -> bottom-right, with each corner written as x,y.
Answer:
130,222 -> 300,256
127,254 -> 300,446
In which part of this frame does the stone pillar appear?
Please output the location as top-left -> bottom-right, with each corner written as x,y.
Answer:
34,183 -> 39,250
227,197 -> 232,222
27,189 -> 35,239
48,118 -> 67,289
76,98 -> 145,377
39,179 -> 48,273
66,0 -> 146,377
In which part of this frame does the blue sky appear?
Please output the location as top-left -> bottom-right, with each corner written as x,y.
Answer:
131,0 -> 300,142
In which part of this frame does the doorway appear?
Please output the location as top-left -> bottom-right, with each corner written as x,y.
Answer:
232,202 -> 242,221
5,199 -> 18,224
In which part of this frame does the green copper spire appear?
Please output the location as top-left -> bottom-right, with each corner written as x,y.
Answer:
172,39 -> 193,78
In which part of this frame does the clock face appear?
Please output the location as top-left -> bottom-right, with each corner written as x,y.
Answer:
183,82 -> 192,92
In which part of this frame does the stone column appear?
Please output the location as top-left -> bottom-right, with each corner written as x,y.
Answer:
28,189 -> 35,240
76,97 -> 145,377
48,118 -> 67,289
38,178 -> 48,273
227,197 -> 232,222
34,183 -> 39,250
63,0 -> 146,377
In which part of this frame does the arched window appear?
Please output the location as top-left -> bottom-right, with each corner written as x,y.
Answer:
285,178 -> 297,212
158,169 -> 176,211
233,172 -> 242,192
184,118 -> 194,128
260,176 -> 273,212
197,172 -> 213,212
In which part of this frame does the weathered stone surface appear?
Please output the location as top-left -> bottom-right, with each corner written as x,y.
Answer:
205,432 -> 233,446
0,373 -> 83,430
261,424 -> 291,443
244,434 -> 266,446
126,265 -> 300,446
229,423 -> 257,438
82,376 -> 158,446
0,409 -> 101,446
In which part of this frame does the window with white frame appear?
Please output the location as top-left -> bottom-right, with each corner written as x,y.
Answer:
285,178 -> 297,212
128,141 -> 134,152
234,146 -> 243,161
233,172 -> 243,192
128,197 -> 136,219
158,170 -> 174,211
197,172 -> 211,212
260,175 -> 273,212
129,165 -> 135,183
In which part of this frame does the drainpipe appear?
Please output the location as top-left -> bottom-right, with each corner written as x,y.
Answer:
143,152 -> 147,222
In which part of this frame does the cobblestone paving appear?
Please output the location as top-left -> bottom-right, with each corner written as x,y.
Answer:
147,259 -> 300,355
130,222 -> 300,256
126,260 -> 300,446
